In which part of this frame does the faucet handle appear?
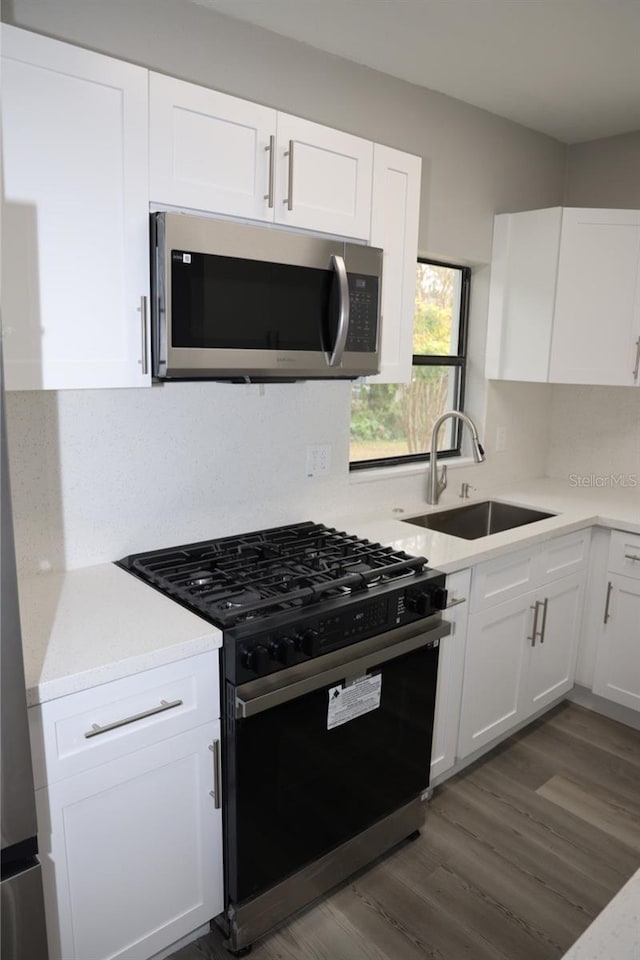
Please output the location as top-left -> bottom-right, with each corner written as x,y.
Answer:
438,464 -> 448,495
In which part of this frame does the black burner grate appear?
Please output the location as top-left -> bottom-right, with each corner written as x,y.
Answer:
119,521 -> 427,626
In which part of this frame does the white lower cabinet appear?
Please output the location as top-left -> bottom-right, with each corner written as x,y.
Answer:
430,569 -> 470,782
459,573 -> 584,758
592,574 -> 640,711
458,594 -> 531,755
592,530 -> 640,712
38,723 -> 222,960
525,575 -> 585,712
458,530 -> 590,760
31,652 -> 222,960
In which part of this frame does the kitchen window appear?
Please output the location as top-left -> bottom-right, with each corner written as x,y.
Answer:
350,259 -> 470,469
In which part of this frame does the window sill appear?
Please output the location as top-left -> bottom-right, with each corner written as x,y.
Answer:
349,456 -> 477,485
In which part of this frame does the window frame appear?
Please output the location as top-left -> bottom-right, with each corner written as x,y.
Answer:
349,257 -> 471,471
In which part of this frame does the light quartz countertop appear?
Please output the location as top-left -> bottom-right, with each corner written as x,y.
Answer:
561,867 -> 640,959
18,561 -> 221,706
332,477 -> 640,573
18,478 -> 639,707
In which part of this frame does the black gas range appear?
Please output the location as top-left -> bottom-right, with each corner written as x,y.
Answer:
118,521 -> 449,954
118,520 -> 447,680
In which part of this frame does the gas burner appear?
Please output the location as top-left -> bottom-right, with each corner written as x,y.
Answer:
187,570 -> 215,587
220,589 -> 263,610
119,521 -> 429,628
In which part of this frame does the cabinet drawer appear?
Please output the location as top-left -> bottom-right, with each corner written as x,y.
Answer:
29,651 -> 219,788
608,529 -> 640,579
534,529 -> 591,585
470,546 -> 536,610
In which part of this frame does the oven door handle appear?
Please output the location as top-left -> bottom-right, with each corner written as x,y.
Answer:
235,619 -> 450,719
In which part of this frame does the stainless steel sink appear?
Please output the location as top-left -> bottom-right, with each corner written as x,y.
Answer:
402,500 -> 555,540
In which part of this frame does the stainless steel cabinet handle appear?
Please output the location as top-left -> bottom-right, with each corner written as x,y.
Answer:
624,553 -> 640,563
139,295 -> 149,375
604,580 -> 614,624
263,134 -> 275,208
539,597 -> 549,644
284,139 -> 294,210
327,254 -> 350,368
633,337 -> 640,380
528,601 -> 541,647
84,698 -> 183,738
209,740 -> 221,808
446,596 -> 467,609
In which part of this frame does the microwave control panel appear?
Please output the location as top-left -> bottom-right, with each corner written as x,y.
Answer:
345,274 -> 379,353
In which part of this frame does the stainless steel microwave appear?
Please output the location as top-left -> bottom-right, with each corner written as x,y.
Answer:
150,212 -> 383,381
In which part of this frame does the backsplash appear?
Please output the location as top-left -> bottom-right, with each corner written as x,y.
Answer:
546,384 -> 640,485
5,380 -> 352,574
6,377 -> 556,575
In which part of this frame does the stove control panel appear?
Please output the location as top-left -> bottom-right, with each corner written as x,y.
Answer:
228,572 -> 447,683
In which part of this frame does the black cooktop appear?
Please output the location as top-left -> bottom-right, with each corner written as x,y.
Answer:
118,521 -> 429,627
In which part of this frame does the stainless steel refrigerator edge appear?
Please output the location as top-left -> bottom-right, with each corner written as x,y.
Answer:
1,349 -> 49,959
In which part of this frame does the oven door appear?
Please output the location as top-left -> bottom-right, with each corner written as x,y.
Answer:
224,618 -> 447,907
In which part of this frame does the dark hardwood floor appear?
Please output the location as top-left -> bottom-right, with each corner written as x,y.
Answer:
170,703 -> 640,960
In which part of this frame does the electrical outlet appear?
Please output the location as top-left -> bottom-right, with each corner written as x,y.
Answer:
495,426 -> 507,452
306,444 -> 331,478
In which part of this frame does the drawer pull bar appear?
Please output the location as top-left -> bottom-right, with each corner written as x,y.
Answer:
528,601 -> 541,647
263,134 -> 275,208
539,597 -> 549,643
624,553 -> 640,563
284,139 -> 294,210
209,740 -> 221,809
84,698 -> 183,739
446,596 -> 467,608
603,580 -> 613,624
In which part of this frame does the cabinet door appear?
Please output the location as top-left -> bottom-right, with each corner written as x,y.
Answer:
274,113 -> 373,239
485,208 -> 562,382
549,208 -> 640,386
458,596 -> 533,758
368,144 -> 421,384
149,72 -> 276,221
526,574 -> 584,714
593,574 -> 640,711
430,569 -> 470,782
1,26 -> 150,390
37,723 -> 222,960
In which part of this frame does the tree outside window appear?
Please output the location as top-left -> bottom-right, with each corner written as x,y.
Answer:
350,259 -> 469,468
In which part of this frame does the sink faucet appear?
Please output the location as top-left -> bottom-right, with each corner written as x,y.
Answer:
427,411 -> 485,504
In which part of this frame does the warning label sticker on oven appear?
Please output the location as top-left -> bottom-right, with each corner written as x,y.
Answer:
327,674 -> 382,730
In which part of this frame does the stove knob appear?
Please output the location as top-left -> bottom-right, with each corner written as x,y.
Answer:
242,644 -> 269,675
406,591 -> 435,617
430,585 -> 448,611
296,629 -> 319,657
271,636 -> 297,666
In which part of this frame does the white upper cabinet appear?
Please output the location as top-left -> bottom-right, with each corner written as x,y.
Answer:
1,26 -> 151,390
485,207 -> 562,382
549,208 -> 640,386
273,113 -> 373,239
368,144 -> 421,383
149,74 -> 373,240
149,72 -> 276,221
485,206 -> 640,387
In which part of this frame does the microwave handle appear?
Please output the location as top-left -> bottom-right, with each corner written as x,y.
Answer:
327,254 -> 350,367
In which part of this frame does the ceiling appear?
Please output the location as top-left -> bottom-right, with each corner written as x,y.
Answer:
190,0 -> 640,143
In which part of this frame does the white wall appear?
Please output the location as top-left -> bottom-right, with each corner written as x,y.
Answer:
3,0 -> 567,573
